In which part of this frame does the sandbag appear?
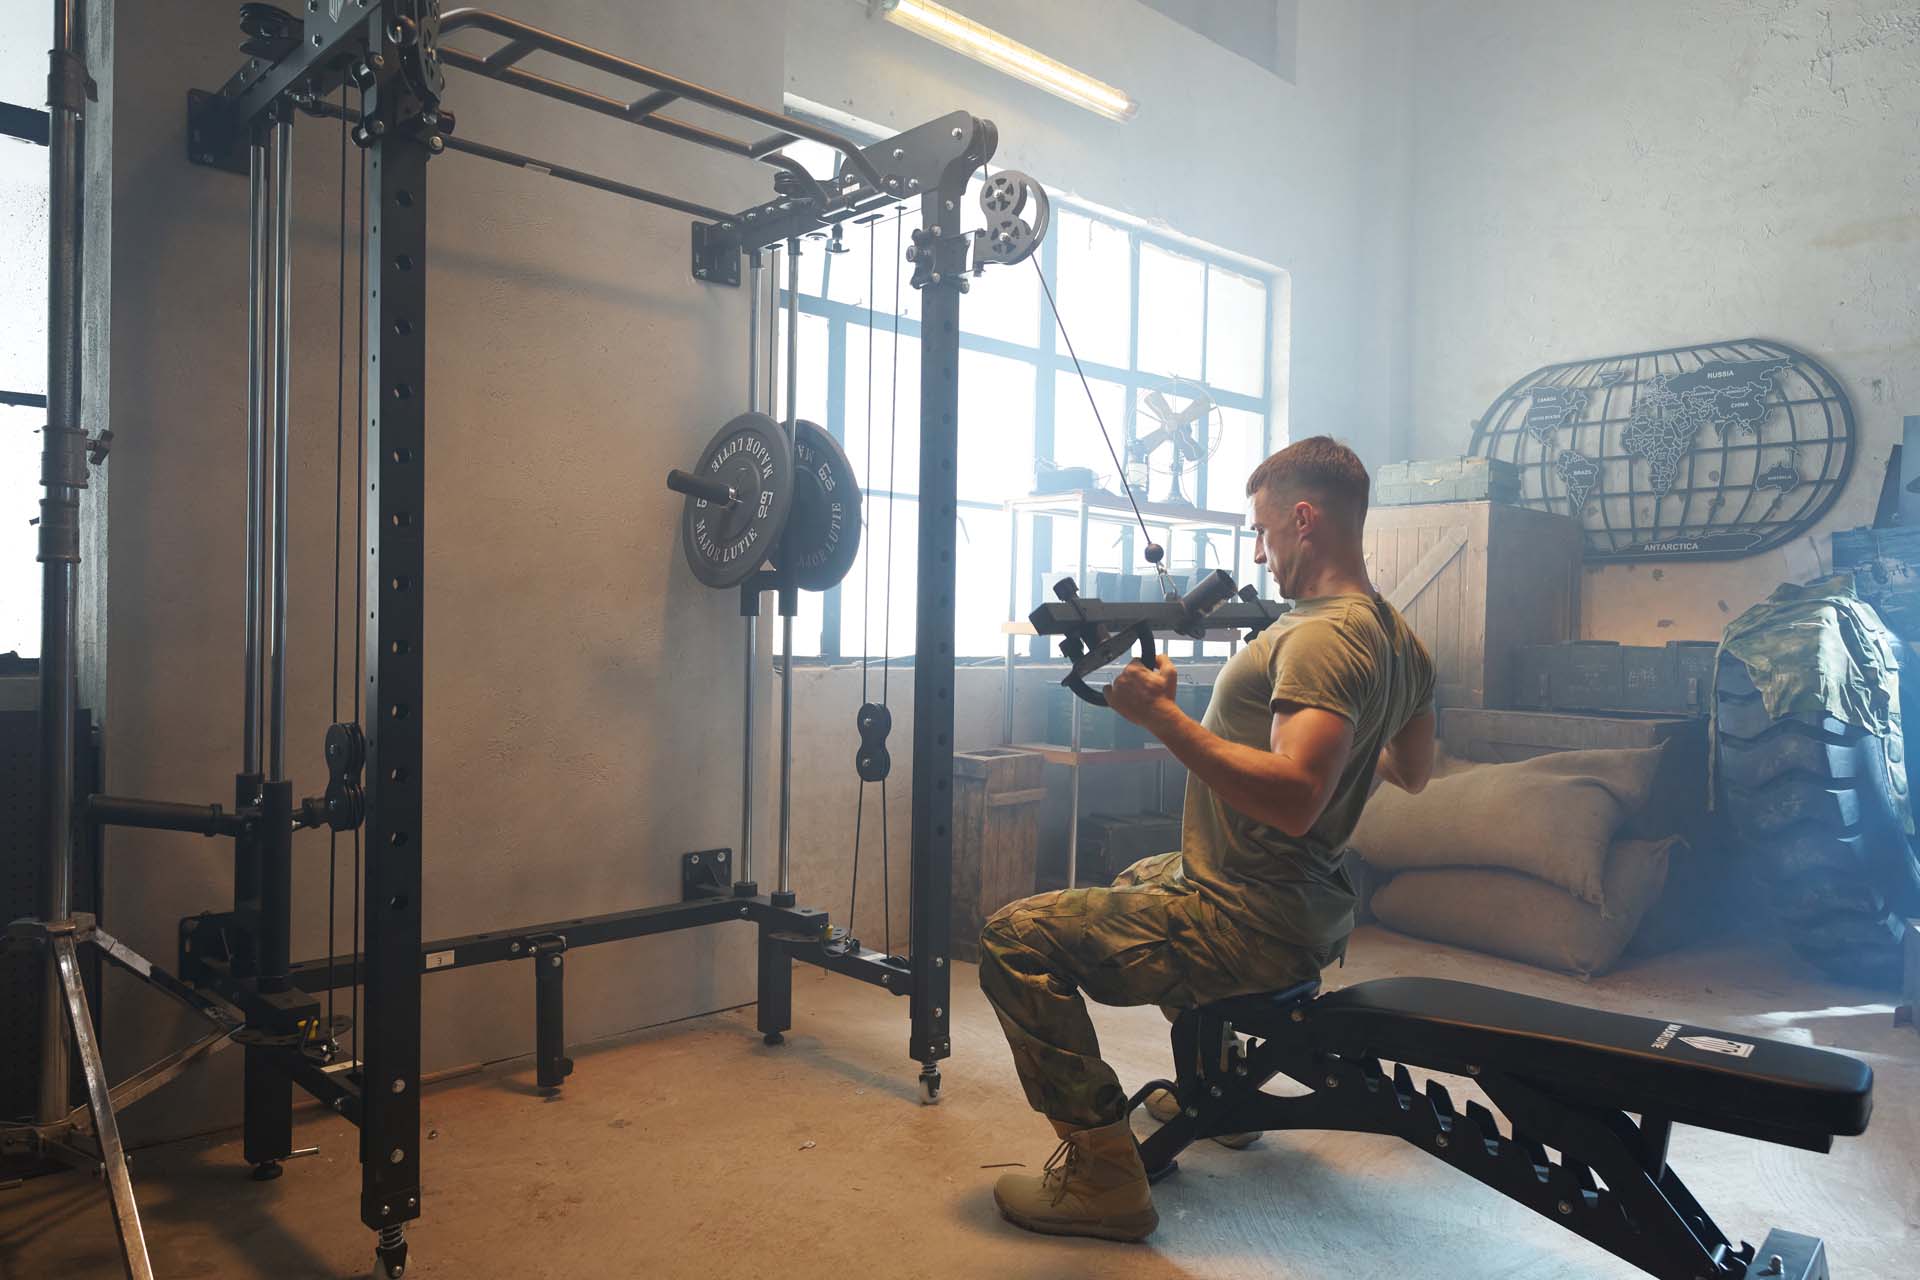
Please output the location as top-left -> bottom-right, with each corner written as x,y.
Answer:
1370,836 -> 1679,978
1348,746 -> 1662,906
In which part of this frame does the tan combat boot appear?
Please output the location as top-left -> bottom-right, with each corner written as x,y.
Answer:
1142,1087 -> 1259,1150
993,1119 -> 1159,1242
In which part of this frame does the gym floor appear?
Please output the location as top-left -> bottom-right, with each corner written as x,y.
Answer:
3,927 -> 1910,1280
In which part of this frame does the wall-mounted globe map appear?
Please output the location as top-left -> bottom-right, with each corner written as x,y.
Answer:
1468,339 -> 1855,561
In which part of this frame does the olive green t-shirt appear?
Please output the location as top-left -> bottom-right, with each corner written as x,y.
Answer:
1180,593 -> 1436,951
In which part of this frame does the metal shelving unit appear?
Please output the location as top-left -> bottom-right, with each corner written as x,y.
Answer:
1000,489 -> 1247,887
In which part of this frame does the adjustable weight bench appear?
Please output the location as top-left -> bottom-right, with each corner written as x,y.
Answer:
1128,977 -> 1873,1280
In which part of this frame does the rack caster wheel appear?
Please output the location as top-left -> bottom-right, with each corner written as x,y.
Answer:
763,1032 -> 784,1046
374,1226 -> 409,1278
918,1069 -> 942,1106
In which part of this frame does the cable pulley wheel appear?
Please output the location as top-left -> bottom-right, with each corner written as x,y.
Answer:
775,419 -> 863,592
677,412 -> 795,588
975,171 -> 1050,268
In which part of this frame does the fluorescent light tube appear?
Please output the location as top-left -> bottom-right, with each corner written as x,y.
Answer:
876,0 -> 1137,123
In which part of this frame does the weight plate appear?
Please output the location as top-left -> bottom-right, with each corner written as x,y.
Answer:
775,419 -> 863,591
680,412 -> 795,588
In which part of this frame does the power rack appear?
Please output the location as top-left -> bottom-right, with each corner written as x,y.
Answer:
23,3 -> 1040,1274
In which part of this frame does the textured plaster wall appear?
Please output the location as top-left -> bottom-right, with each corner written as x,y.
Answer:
1404,0 -> 1920,643
99,0 -> 782,1141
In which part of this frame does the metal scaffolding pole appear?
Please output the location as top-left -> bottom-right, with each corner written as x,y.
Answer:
35,0 -> 87,1129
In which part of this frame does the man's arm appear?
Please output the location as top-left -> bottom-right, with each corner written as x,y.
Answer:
1374,708 -> 1436,795
1109,656 -> 1353,838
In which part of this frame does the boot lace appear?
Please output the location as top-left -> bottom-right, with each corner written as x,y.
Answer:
1040,1138 -> 1082,1205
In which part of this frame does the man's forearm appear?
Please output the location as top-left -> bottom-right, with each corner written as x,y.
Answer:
1374,744 -> 1405,791
1143,706 -> 1327,836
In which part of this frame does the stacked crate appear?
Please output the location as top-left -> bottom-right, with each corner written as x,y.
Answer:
950,748 -> 1046,961
1507,641 -> 1719,717
1374,456 -> 1520,507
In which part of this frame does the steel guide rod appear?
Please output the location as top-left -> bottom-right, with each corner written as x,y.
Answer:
268,113 -> 294,782
244,139 -> 267,777
778,238 -> 799,899
740,250 -> 763,890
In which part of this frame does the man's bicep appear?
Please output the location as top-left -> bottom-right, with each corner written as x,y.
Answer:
1269,702 -> 1355,820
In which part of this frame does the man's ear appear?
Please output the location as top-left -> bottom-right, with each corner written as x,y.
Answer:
1293,499 -> 1315,534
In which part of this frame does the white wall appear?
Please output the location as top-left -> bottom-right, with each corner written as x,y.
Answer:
1403,0 -> 1920,642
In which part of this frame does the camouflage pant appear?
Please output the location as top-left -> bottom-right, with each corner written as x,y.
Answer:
978,851 -> 1330,1130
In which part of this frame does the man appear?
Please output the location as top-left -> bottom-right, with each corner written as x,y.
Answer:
979,435 -> 1438,1242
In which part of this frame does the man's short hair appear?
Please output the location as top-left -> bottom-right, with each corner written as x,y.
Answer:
1246,436 -> 1370,531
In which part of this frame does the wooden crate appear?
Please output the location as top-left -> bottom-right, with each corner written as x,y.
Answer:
1366,501 -> 1582,709
950,748 -> 1046,962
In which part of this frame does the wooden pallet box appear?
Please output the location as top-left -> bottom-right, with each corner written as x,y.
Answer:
1832,525 -> 1920,640
1365,501 -> 1582,709
950,748 -> 1046,962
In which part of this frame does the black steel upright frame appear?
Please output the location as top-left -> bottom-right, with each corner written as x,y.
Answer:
134,3 -> 1011,1268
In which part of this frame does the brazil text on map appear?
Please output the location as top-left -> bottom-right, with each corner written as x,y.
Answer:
1554,448 -> 1600,514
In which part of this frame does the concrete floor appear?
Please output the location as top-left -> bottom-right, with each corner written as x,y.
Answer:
3,926 -> 1914,1280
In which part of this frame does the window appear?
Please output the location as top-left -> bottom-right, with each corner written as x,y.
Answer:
1,6 -> 51,659
770,135 -> 1276,660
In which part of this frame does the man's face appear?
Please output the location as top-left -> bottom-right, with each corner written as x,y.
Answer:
1247,486 -> 1306,598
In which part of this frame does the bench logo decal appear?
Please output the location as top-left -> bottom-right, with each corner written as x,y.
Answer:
1678,1034 -> 1755,1059
1652,1023 -> 1756,1058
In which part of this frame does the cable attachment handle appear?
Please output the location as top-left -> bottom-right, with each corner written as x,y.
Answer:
1053,577 -> 1157,708
1055,571 -> 1240,706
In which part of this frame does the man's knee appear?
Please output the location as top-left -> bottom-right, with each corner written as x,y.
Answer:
977,906 -> 1026,992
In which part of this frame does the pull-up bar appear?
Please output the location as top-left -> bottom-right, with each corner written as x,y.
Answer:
437,8 -> 885,191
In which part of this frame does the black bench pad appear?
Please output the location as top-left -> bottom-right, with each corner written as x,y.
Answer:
1215,977 -> 1872,1142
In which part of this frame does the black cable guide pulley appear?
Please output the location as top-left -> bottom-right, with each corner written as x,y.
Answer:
855,701 -> 892,782
775,419 -> 863,591
668,412 -> 795,588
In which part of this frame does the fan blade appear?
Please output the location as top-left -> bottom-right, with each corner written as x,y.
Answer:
1144,391 -> 1175,424
1171,397 -> 1211,428
1133,425 -> 1175,456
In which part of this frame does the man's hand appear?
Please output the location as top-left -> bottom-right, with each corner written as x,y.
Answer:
1106,654 -> 1179,728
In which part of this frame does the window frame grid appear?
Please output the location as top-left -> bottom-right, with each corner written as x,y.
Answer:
779,168 -> 1276,661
